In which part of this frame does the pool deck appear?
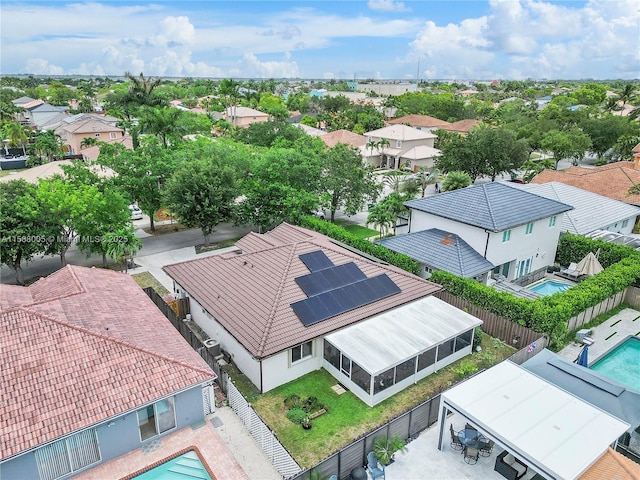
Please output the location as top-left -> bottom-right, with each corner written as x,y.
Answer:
558,307 -> 640,364
75,415 -> 251,480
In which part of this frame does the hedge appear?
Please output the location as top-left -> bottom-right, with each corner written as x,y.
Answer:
297,216 -> 421,275
432,236 -> 640,348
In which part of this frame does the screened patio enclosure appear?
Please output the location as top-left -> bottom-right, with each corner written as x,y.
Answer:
323,296 -> 482,406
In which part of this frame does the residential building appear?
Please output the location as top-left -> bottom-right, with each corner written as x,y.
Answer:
54,117 -> 125,155
404,182 -> 573,282
224,106 -> 269,127
0,160 -> 115,184
164,223 -> 482,406
320,129 -> 367,148
23,102 -> 70,128
506,181 -> 640,235
356,83 -> 417,96
388,114 -> 451,132
363,124 -> 440,171
0,266 -> 216,480
438,119 -> 481,135
531,162 -> 640,207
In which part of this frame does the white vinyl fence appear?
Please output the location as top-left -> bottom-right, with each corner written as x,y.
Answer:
227,377 -> 301,479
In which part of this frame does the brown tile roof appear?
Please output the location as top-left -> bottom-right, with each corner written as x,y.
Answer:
164,224 -> 442,359
439,119 -> 481,134
531,162 -> 640,206
633,142 -> 640,154
0,266 -> 214,459
579,447 -> 640,479
320,129 -> 367,148
388,114 -> 451,129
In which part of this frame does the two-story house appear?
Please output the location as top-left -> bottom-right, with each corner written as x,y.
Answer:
363,124 -> 441,171
401,182 -> 573,282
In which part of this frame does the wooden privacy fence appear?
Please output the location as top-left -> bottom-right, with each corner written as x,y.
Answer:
434,290 -> 545,350
143,287 -> 220,373
289,395 -> 441,480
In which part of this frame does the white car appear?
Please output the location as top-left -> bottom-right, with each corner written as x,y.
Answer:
128,204 -> 143,221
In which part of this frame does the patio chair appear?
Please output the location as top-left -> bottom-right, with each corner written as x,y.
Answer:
560,262 -> 581,279
464,446 -> 479,465
450,424 -> 464,451
367,451 -> 385,480
479,439 -> 495,457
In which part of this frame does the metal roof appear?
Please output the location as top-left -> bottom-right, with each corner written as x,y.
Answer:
324,295 -> 482,375
442,361 -> 629,480
522,348 -> 640,434
405,182 -> 573,232
504,181 -> 640,235
375,229 -> 494,278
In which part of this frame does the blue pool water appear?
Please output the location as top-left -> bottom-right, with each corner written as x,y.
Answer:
590,336 -> 640,392
134,451 -> 211,480
528,279 -> 573,296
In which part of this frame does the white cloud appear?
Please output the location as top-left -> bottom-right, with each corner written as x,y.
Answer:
367,0 -> 411,12
238,53 -> 299,78
22,59 -> 64,75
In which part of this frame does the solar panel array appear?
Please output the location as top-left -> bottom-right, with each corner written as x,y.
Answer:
291,250 -> 402,326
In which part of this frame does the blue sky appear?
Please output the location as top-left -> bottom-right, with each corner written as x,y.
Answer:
1,1 -> 638,80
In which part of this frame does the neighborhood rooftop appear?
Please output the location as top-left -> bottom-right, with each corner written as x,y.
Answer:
405,182 -> 573,232
0,265 -> 214,459
163,223 -> 442,359
376,228 -> 494,278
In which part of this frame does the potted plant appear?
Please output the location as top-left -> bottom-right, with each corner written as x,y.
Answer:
301,416 -> 312,430
372,435 -> 407,466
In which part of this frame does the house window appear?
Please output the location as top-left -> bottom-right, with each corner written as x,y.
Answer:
35,428 -> 100,480
396,140 -> 402,148
623,219 -> 629,228
323,340 -> 340,370
137,397 -> 176,441
351,361 -> 371,394
109,132 -> 117,139
94,133 -> 100,137
549,216 -> 557,227
525,223 -> 534,235
502,230 -> 511,242
291,340 -> 313,364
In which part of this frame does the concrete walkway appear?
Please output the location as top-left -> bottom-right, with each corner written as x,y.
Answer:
557,307 -> 640,364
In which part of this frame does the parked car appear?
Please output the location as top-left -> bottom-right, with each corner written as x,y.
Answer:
312,210 -> 326,220
128,204 -> 143,220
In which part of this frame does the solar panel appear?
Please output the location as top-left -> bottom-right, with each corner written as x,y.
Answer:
291,274 -> 402,326
295,262 -> 366,297
299,251 -> 334,272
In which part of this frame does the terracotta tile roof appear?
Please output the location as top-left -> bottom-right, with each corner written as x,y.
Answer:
320,129 -> 367,148
579,447 -> 640,479
164,224 -> 442,359
388,114 -> 451,129
531,162 -> 640,206
0,266 -> 214,459
439,119 -> 481,134
633,143 -> 640,154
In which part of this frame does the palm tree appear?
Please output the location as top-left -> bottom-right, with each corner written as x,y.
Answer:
618,83 -> 636,108
376,138 -> 391,168
218,79 -> 241,127
413,167 -> 443,197
139,107 -> 184,148
80,136 -> 99,149
366,204 -> 395,238
123,71 -> 165,108
383,171 -> 404,193
2,122 -> 29,156
442,171 -> 472,191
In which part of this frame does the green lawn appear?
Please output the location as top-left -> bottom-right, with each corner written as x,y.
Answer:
131,271 -> 170,296
341,224 -> 379,240
251,335 -> 514,467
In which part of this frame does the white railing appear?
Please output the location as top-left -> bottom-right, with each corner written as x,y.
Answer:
227,377 -> 301,479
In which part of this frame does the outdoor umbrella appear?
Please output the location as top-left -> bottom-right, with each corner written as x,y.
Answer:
577,346 -> 589,367
576,252 -> 604,276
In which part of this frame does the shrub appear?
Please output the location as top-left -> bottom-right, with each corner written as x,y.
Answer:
301,396 -> 324,414
284,394 -> 301,409
472,327 -> 483,351
286,408 -> 307,424
452,359 -> 479,380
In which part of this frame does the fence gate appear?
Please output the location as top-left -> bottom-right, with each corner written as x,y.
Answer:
226,377 -> 301,479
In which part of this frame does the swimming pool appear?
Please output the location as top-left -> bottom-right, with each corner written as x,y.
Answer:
133,450 -> 212,480
590,336 -> 640,392
528,279 -> 573,296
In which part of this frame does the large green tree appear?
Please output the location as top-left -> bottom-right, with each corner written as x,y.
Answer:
0,180 -> 57,284
163,158 -> 238,245
541,128 -> 592,167
320,143 -> 381,222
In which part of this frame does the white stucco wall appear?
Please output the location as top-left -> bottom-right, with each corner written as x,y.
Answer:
603,215 -> 637,235
409,210 -> 565,281
261,338 -> 324,392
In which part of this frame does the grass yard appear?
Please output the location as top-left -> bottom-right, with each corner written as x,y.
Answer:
130,271 -> 170,296
251,334 -> 514,467
341,224 -> 379,240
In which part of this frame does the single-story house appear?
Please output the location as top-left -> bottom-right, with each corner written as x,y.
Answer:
438,361 -> 630,480
164,223 -> 482,406
0,266 -> 216,480
375,228 -> 494,282
505,181 -> 640,235
404,182 -> 573,282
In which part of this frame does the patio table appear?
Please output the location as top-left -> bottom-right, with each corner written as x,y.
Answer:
458,429 -> 481,448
